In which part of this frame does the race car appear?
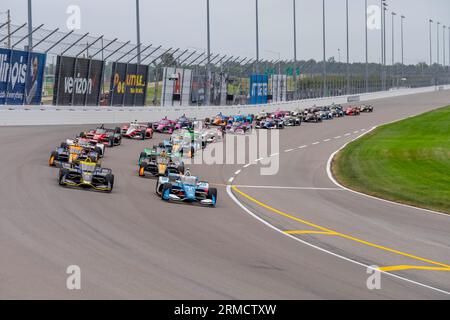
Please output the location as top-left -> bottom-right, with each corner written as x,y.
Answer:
153,117 -> 177,134
121,122 -> 154,140
80,125 -> 122,147
283,114 -> 302,126
226,121 -> 253,135
175,115 -> 194,130
49,139 -> 103,167
330,105 -> 345,117
138,148 -> 185,177
201,127 -> 223,144
208,113 -> 229,127
345,106 -> 361,116
359,104 -> 374,113
156,173 -> 217,207
58,159 -> 114,193
255,118 -> 284,129
303,111 -> 323,123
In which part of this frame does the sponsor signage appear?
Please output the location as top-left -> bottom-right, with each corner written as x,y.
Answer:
249,74 -> 268,105
271,74 -> 287,102
109,62 -> 149,106
0,48 -> 46,105
53,56 -> 104,106
161,67 -> 192,106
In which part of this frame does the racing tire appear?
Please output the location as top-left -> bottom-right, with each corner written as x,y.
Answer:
141,130 -> 146,140
161,183 -> 172,201
139,152 -> 147,164
207,187 -> 218,207
114,127 -> 121,134
108,136 -> 114,148
49,151 -> 58,166
60,142 -> 68,149
178,163 -> 185,175
59,168 -> 69,185
95,147 -> 103,157
105,174 -> 114,193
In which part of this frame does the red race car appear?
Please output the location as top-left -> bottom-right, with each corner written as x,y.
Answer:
121,122 -> 154,140
80,125 -> 122,147
345,106 -> 361,116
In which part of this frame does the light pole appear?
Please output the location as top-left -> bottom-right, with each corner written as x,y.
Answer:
345,0 -> 350,94
255,0 -> 260,74
135,0 -> 141,63
293,0 -> 298,99
401,15 -> 405,77
391,12 -> 396,66
322,0 -> 327,97
429,19 -> 433,66
380,1 -> 388,91
444,25 -> 447,67
365,0 -> 369,92
437,21 -> 440,65
206,0 -> 211,105
27,0 -> 33,49
293,0 -> 297,62
206,0 -> 211,68
391,11 -> 396,88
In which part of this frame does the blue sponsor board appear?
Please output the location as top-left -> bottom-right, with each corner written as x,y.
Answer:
0,48 -> 46,105
249,74 -> 268,105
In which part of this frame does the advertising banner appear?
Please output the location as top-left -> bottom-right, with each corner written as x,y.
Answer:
249,74 -> 268,105
53,56 -> 104,106
210,72 -> 228,106
161,67 -> 192,106
271,74 -> 287,102
0,48 -> 46,105
109,62 -> 149,106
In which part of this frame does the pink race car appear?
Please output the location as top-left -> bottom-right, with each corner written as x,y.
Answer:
152,117 -> 177,134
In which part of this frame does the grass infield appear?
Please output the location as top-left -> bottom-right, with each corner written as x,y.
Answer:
332,106 -> 450,214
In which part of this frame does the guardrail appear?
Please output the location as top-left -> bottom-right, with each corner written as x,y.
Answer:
1,85 -> 449,126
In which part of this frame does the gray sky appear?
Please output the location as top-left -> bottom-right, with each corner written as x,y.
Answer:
2,0 -> 450,64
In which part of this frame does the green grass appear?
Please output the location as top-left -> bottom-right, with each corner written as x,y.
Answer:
332,106 -> 450,214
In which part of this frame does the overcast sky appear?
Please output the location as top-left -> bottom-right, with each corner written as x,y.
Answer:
2,0 -> 450,64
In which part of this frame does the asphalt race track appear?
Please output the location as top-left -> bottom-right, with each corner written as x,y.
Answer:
0,90 -> 449,299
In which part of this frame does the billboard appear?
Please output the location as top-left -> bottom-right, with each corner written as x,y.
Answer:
53,56 -> 104,106
249,74 -> 268,105
161,67 -> 192,106
109,62 -> 149,106
271,74 -> 287,102
210,72 -> 228,106
0,48 -> 46,105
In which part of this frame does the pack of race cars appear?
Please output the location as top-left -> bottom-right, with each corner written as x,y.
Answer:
47,103 -> 374,208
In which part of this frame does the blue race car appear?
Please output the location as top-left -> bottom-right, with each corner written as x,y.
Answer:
155,173 -> 217,207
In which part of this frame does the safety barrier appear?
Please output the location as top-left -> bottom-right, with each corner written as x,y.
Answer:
1,85 -> 449,126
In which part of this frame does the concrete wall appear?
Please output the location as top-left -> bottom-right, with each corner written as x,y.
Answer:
1,85 -> 449,126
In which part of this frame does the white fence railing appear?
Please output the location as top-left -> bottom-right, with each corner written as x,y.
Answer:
1,85 -> 449,126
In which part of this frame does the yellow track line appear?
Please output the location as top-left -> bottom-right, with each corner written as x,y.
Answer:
379,265 -> 450,272
232,186 -> 450,270
285,230 -> 338,235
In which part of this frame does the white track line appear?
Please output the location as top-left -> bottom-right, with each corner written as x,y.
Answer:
298,145 -> 307,149
284,149 -> 294,153
228,177 -> 234,183
326,127 -> 450,218
226,185 -> 450,296
312,142 -> 320,145
234,185 -> 344,191
234,170 -> 241,175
